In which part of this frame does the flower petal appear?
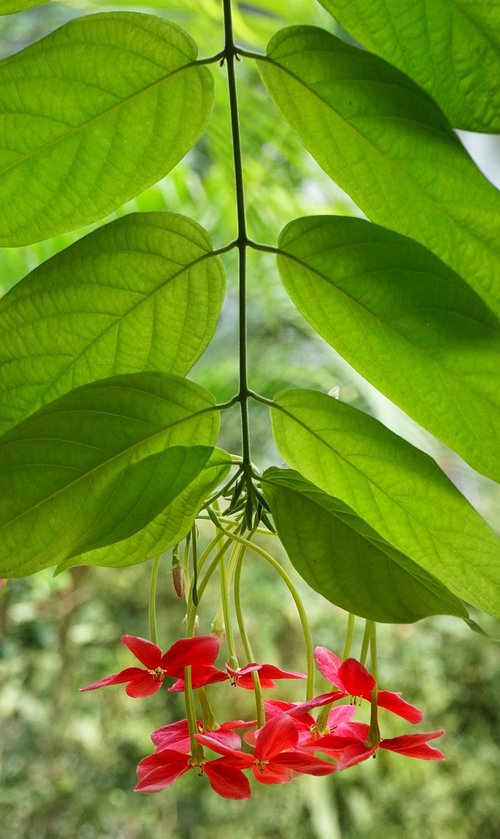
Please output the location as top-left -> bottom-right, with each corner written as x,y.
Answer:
135,751 -> 190,792
79,667 -> 145,692
121,635 -> 162,669
254,714 -> 298,761
151,719 -> 191,751
377,690 -> 423,723
160,636 -> 220,673
204,759 -> 252,799
168,665 -> 228,692
337,743 -> 377,770
314,646 -> 344,686
272,751 -> 336,776
382,730 -> 445,760
126,672 -> 163,698
338,658 -> 375,696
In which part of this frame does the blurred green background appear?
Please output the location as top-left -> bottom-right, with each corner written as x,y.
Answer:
1,2 -> 499,837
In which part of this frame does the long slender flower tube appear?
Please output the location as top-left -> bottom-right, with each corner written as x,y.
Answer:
80,635 -> 223,698
315,647 -> 423,723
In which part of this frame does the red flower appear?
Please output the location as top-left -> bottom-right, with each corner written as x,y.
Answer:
151,718 -> 256,753
197,713 -> 336,785
311,721 -> 445,768
135,749 -> 251,799
315,647 -> 423,723
225,661 -> 306,690
80,634 -> 222,698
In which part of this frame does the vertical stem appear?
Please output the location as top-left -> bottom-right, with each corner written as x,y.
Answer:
222,0 -> 251,468
148,555 -> 161,645
342,613 -> 356,660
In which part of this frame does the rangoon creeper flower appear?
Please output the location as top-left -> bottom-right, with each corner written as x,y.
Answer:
80,635 -> 224,698
135,748 -> 251,799
151,718 -> 256,753
197,713 -> 336,785
225,661 -> 306,689
315,647 -> 423,722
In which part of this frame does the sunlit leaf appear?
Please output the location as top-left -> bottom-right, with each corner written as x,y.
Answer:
0,0 -> 49,13
263,468 -> 468,623
0,372 -> 219,577
270,389 -> 500,617
0,213 -> 225,435
319,0 -> 500,132
0,12 -> 214,245
259,27 -> 500,314
278,215 -> 500,481
58,449 -> 232,570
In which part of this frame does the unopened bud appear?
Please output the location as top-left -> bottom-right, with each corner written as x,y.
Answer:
172,565 -> 185,598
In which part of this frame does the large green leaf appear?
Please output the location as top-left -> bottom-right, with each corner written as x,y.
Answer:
259,27 -> 500,315
278,216 -> 500,481
270,389 -> 500,617
0,12 -> 213,245
0,0 -> 49,12
58,448 -> 232,570
0,372 -> 219,577
319,0 -> 500,132
263,467 -> 468,623
0,213 -> 225,435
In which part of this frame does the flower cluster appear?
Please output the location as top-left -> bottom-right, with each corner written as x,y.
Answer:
81,636 -> 445,800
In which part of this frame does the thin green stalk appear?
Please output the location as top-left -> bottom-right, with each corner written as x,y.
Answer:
186,537 -> 233,636
360,620 -> 370,666
342,613 -> 356,660
219,544 -> 239,666
148,555 -> 161,645
234,542 -> 265,727
217,525 -> 315,700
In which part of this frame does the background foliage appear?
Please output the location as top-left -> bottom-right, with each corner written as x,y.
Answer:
0,1 -> 499,837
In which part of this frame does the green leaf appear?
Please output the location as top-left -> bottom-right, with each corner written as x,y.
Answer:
278,215 -> 500,481
259,27 -> 500,315
270,388 -> 500,617
319,0 -> 500,132
0,12 -> 214,245
58,449 -> 232,570
0,212 -> 225,435
263,467 -> 468,623
0,372 -> 219,577
0,0 -> 49,13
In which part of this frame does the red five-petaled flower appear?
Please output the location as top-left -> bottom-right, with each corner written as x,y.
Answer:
80,635 -> 223,698
135,749 -> 252,799
314,647 -> 423,723
225,661 -> 306,689
197,713 -> 336,785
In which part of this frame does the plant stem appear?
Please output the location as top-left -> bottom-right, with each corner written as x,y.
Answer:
148,555 -> 161,645
342,613 -> 356,660
222,0 -> 251,469
234,542 -> 265,727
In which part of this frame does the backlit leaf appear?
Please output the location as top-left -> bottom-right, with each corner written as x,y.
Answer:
0,0 -> 49,13
0,12 -> 214,245
58,449 -> 232,569
259,27 -> 500,314
0,372 -> 219,577
319,0 -> 500,131
0,213 -> 225,435
270,388 -> 500,617
263,467 -> 468,623
278,215 -> 500,481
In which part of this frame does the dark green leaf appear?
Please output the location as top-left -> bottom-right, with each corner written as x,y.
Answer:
263,467 -> 468,623
319,0 -> 500,132
278,215 -> 500,481
259,27 -> 500,314
270,388 -> 500,617
0,13 -> 213,245
0,213 -> 225,434
0,372 -> 219,577
58,448 -> 232,570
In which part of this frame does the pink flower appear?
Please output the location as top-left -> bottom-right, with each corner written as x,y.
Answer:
80,635 -> 222,698
315,647 -> 423,723
151,718 -> 256,753
311,721 -> 445,768
197,713 -> 336,785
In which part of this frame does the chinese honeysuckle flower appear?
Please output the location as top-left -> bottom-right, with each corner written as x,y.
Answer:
314,647 -> 423,723
80,634 -> 222,698
197,713 -> 336,785
310,721 -> 445,768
